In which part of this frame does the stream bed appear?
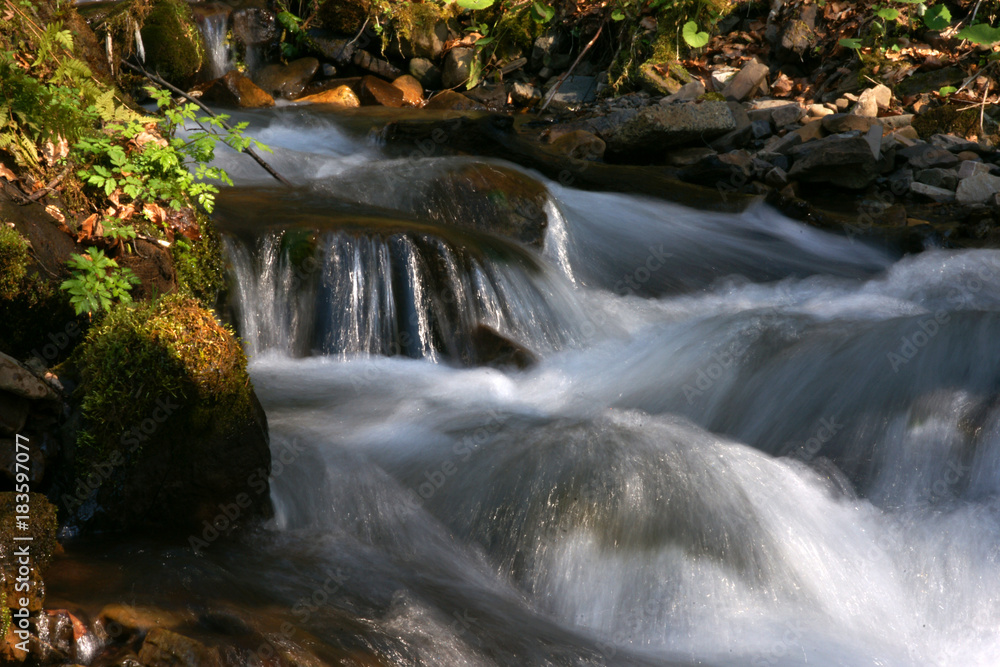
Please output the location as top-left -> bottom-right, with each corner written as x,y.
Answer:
48,107 -> 1000,666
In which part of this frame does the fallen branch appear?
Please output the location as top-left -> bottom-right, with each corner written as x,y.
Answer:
120,59 -> 293,187
539,21 -> 605,113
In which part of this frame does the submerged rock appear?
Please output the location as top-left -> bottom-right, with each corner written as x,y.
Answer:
466,324 -> 538,370
787,135 -> 879,189
1,493 -> 58,614
252,57 -> 319,99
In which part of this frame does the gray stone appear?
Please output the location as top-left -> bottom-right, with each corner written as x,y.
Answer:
757,151 -> 790,171
0,351 -> 56,400
881,114 -> 914,129
772,104 -> 804,127
765,166 -> 789,188
509,81 -> 542,106
915,168 -> 959,190
442,47 -> 475,89
313,37 -> 356,65
409,57 -> 443,89
956,173 -> 1000,206
353,50 -> 403,80
662,80 -> 706,104
599,101 -> 736,158
888,168 -> 914,195
722,59 -> 768,102
787,135 -> 879,189
531,34 -> 563,70
546,76 -> 598,109
864,124 -> 882,160
930,133 -> 985,154
853,84 -> 891,117
958,160 -> 991,179
751,119 -> 772,139
322,63 -> 337,77
910,181 -> 956,203
711,68 -> 737,90
905,146 -> 960,170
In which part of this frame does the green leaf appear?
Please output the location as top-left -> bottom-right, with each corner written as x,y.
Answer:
938,85 -> 957,96
475,36 -> 495,46
956,23 -> 1000,45
611,9 -> 625,21
682,21 -> 710,49
876,7 -> 899,20
455,0 -> 495,9
531,1 -> 555,23
922,5 -> 951,31
839,37 -> 863,49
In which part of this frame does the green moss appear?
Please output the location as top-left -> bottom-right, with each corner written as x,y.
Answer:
75,294 -> 253,465
317,0 -> 372,34
0,225 -> 28,301
912,104 -> 982,140
492,4 -> 537,59
140,0 -> 204,84
699,91 -> 726,101
171,215 -> 227,310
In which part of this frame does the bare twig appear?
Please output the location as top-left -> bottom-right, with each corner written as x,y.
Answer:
27,165 -> 71,202
540,22 -> 605,113
120,59 -> 293,187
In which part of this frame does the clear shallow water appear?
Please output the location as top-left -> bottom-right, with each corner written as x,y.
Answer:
88,109 -> 1000,665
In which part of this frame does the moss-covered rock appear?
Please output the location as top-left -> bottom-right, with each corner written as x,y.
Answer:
0,492 -> 58,615
0,225 -> 27,302
316,0 -> 371,34
64,295 -> 270,533
171,215 -> 228,311
141,0 -> 205,85
912,104 -> 983,140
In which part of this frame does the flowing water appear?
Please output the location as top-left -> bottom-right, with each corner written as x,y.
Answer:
52,108 -> 1000,666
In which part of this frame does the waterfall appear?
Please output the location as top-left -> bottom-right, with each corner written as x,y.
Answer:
226,229 -> 591,361
194,5 -> 233,79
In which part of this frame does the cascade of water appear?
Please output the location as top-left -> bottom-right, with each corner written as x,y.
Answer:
226,228 -> 591,361
194,7 -> 233,79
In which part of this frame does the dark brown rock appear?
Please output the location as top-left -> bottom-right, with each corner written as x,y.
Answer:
787,136 -> 879,189
466,325 -> 537,370
423,90 -> 486,111
252,58 -> 319,99
138,629 -> 221,667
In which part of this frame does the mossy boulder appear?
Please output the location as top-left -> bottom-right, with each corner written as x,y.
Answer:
912,104 -> 983,140
62,295 -> 270,533
141,0 -> 205,85
1,493 -> 58,615
0,225 -> 28,302
316,0 -> 371,34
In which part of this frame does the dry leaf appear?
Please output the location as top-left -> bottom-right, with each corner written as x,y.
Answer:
144,202 -> 167,225
42,136 -> 69,166
78,213 -> 98,241
44,205 -> 66,224
0,164 -> 16,181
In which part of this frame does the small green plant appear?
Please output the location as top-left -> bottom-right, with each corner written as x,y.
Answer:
681,20 -> 710,48
60,247 -> 139,316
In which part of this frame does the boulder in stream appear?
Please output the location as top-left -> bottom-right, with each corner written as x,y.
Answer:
199,71 -> 274,108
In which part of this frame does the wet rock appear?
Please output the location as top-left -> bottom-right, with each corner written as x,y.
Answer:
546,130 -> 605,161
423,163 -> 548,246
679,152 -> 753,187
0,351 -> 57,400
442,47 -> 474,89
545,76 -> 598,109
252,58 -> 319,99
599,101 -> 736,161
509,81 -> 542,106
464,82 -> 508,108
295,84 -> 360,107
98,605 -> 185,640
199,71 -> 274,108
956,173 -> 1000,206
765,166 -> 789,188
353,50 -> 403,80
466,325 -> 537,370
1,493 -> 58,613
138,629 -> 220,667
231,8 -> 277,47
807,103 -> 834,118
915,168 -> 958,190
141,0 -> 205,85
666,146 -> 718,167
910,181 -> 956,203
722,58 -> 768,102
661,80 -> 705,104
409,57 -> 443,89
392,74 -> 424,106
423,90 -> 485,111
787,136 -> 879,189
358,76 -> 404,107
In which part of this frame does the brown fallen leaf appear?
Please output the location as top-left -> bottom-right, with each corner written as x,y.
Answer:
0,164 -> 17,181
44,204 -> 66,224
77,213 -> 98,241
